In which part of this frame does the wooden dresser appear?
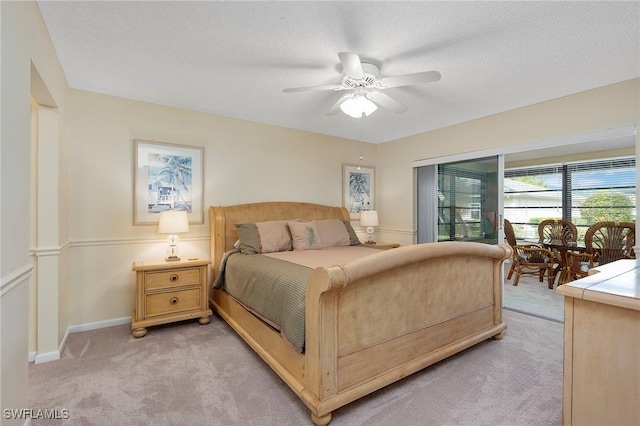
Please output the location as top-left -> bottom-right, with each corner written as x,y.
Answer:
556,259 -> 640,426
131,258 -> 212,337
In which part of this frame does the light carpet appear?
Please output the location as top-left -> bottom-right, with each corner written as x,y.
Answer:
503,273 -> 565,323
29,309 -> 562,426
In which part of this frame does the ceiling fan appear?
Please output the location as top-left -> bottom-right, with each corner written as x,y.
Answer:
283,52 -> 441,118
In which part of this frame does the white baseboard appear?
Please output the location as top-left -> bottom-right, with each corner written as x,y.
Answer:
34,325 -> 69,364
34,350 -> 60,364
67,316 -> 131,334
32,316 -> 131,364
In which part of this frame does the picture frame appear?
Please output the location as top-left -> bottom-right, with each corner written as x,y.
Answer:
134,139 -> 204,225
342,163 -> 375,219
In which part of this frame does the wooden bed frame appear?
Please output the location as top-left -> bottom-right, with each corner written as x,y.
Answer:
209,201 -> 510,425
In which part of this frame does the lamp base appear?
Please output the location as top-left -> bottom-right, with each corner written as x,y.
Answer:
365,226 -> 375,244
165,234 -> 181,262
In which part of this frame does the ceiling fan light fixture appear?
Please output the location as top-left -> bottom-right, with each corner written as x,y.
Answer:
339,94 -> 377,118
284,52 -> 439,117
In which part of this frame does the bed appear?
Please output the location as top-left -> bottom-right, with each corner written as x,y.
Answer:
209,201 -> 510,425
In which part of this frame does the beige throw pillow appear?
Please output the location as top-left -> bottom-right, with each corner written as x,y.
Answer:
288,221 -> 322,251
235,220 -> 296,254
316,219 -> 351,247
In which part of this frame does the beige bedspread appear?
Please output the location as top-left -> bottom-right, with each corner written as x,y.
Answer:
262,245 -> 382,268
215,245 -> 383,350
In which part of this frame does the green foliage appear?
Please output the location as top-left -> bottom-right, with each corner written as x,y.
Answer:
511,176 -> 548,188
528,217 -> 549,225
580,190 -> 634,223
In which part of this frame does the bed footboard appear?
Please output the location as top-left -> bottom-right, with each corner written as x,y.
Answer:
301,241 -> 510,424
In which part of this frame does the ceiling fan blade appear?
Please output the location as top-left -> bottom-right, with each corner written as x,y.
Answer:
338,52 -> 364,79
378,70 -> 441,88
367,91 -> 408,113
283,83 -> 345,93
326,94 -> 347,115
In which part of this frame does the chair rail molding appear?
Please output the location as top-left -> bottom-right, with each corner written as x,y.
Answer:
70,234 -> 210,248
0,263 -> 34,297
32,245 -> 65,257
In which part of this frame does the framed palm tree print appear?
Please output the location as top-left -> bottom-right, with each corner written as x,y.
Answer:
343,163 -> 375,219
134,140 -> 204,225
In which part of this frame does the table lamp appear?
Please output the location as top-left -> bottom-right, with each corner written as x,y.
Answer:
360,210 -> 379,244
158,210 -> 189,261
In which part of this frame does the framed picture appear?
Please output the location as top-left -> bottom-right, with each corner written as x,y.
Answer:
134,140 -> 204,225
343,163 -> 375,218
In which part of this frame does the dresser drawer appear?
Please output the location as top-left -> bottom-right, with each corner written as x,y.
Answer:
145,288 -> 201,317
145,267 -> 201,290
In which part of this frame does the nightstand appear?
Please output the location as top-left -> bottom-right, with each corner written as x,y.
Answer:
131,258 -> 212,337
367,241 -> 400,248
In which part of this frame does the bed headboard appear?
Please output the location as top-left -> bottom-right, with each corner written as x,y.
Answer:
209,201 -> 350,279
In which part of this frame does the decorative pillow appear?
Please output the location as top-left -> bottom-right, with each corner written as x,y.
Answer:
343,220 -> 361,246
316,219 -> 351,247
235,220 -> 295,254
288,221 -> 322,251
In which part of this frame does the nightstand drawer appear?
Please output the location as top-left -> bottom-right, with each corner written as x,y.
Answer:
145,268 -> 201,290
146,288 -> 201,317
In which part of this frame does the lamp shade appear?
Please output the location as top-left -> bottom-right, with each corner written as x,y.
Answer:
339,94 -> 378,118
360,210 -> 379,227
158,210 -> 189,234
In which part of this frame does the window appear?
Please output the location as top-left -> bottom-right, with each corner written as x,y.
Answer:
504,157 -> 635,241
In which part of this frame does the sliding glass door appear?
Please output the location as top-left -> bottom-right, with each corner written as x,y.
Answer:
417,155 -> 503,244
504,157 -> 636,241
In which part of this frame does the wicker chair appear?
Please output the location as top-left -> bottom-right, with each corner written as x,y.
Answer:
503,218 -> 521,280
504,219 -> 557,288
567,221 -> 636,280
537,219 -> 578,246
538,219 -> 578,284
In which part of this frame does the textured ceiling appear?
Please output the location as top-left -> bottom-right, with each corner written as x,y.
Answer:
37,1 -> 640,144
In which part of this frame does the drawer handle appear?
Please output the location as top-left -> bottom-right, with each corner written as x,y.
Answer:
170,297 -> 179,305
169,274 -> 179,282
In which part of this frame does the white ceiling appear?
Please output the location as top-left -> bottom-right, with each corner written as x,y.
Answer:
37,1 -> 640,144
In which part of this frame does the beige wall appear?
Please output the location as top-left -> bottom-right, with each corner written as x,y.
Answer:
66,89 -> 375,326
504,146 -> 635,169
1,0 -> 69,423
376,79 -> 640,245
